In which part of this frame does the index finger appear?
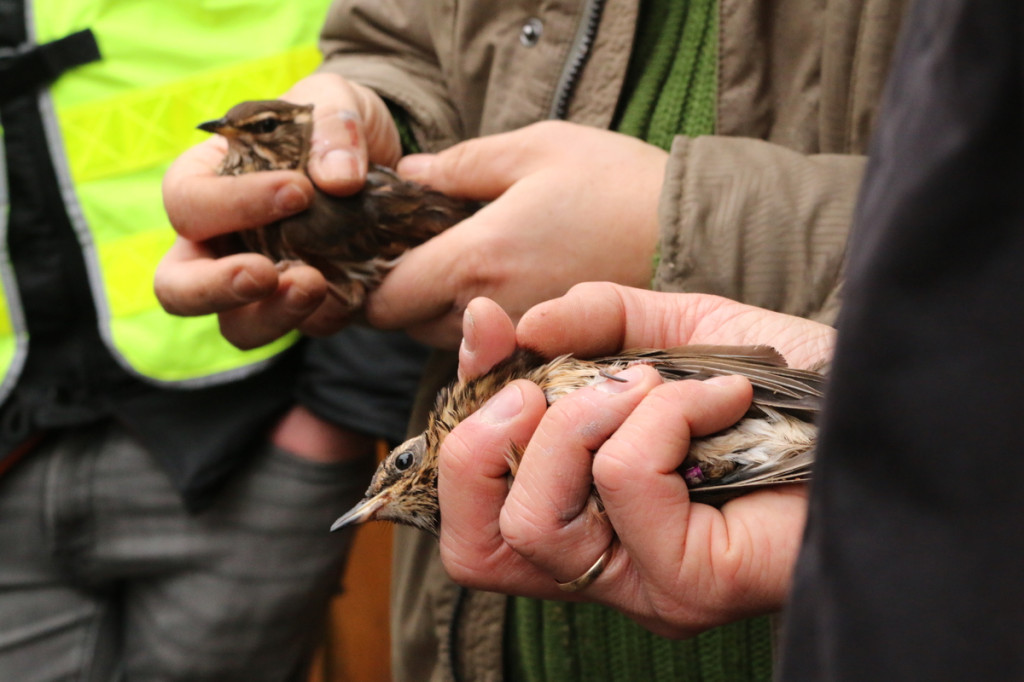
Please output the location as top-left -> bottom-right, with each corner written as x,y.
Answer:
154,236 -> 280,316
364,222 -> 472,330
518,282 -> 836,369
438,381 -> 554,592
162,136 -> 313,241
458,297 -> 516,382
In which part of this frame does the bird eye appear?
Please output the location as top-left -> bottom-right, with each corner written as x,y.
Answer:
246,118 -> 280,134
394,451 -> 415,471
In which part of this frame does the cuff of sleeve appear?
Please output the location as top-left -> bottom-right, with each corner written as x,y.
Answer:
316,56 -> 461,153
653,135 -> 692,293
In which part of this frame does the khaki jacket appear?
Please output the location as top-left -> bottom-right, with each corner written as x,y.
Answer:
320,0 -> 908,679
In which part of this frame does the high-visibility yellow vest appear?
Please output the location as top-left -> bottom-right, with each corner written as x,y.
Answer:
0,0 -> 334,402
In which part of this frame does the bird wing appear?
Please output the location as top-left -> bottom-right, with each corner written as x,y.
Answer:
595,345 -> 826,416
687,448 -> 813,505
270,165 -> 480,282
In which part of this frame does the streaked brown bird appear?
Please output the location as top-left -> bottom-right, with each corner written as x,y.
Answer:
198,99 -> 480,312
332,345 -> 825,539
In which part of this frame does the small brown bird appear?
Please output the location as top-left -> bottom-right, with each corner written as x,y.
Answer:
332,345 -> 825,539
198,100 -> 480,312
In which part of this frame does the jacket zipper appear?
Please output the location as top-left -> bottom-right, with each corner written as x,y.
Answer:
548,0 -> 607,120
447,4 -> 608,678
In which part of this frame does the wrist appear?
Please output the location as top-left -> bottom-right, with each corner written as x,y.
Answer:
271,404 -> 375,463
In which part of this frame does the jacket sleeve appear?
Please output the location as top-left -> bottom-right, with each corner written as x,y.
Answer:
317,0 -> 461,152
655,135 -> 865,324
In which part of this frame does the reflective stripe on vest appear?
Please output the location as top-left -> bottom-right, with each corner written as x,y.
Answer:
0,0 -> 335,389
0,141 -> 30,402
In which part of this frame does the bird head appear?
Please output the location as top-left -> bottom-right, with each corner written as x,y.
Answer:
198,100 -> 314,174
329,351 -> 548,539
331,433 -> 442,538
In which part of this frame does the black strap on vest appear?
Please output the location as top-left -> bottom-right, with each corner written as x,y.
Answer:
0,8 -> 109,454
0,29 -> 101,105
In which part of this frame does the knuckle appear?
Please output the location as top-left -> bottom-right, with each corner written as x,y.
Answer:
649,379 -> 698,406
567,281 -> 618,298
524,119 -> 570,142
499,500 -> 555,556
361,289 -> 400,329
592,438 -> 644,494
438,425 -> 485,476
161,196 -> 200,239
645,598 -> 712,639
434,141 -> 475,188
155,295 -> 185,317
438,551 -> 470,583
155,292 -> 187,317
438,542 -> 488,588
564,282 -> 629,322
151,270 -> 181,314
541,393 -> 600,439
446,232 -> 505,295
647,379 -> 717,419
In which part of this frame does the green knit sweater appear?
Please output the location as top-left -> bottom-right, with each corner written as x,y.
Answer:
505,0 -> 774,680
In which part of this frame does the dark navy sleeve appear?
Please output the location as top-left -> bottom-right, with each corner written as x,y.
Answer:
781,3 -> 1024,679
296,327 -> 430,445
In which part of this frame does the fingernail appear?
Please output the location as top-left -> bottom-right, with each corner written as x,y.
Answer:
461,309 -> 478,354
597,365 -> 645,393
396,153 -> 434,180
274,183 -> 308,214
321,148 -> 360,181
478,384 -> 524,423
338,110 -> 361,146
231,268 -> 262,299
283,282 -> 318,314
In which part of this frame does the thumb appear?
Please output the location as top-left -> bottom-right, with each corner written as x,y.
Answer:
289,75 -> 401,195
396,132 -> 529,201
459,298 -> 517,382
516,282 -> 631,358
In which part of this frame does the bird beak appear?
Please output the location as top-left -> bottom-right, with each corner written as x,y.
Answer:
330,494 -> 389,532
197,117 -> 230,135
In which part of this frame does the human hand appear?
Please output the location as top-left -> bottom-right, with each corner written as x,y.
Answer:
271,404 -> 375,465
155,73 -> 401,348
364,121 -> 669,349
439,284 -> 835,637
